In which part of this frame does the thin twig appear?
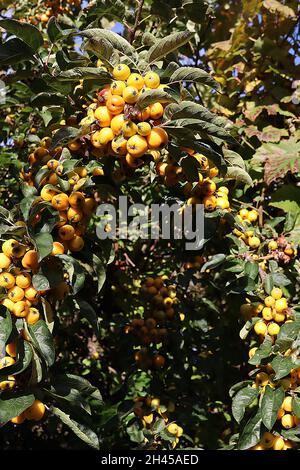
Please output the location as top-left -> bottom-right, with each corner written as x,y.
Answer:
129,0 -> 145,44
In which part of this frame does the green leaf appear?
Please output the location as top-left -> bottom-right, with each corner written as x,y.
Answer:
0,38 -> 34,65
34,232 -> 53,262
249,336 -> 273,365
238,410 -> 262,450
165,101 -> 227,128
232,386 -> 259,423
0,19 -> 43,51
93,254 -> 106,293
51,406 -> 100,449
50,126 -> 81,150
32,274 -> 50,292
292,397 -> 300,419
225,166 -> 253,185
83,36 -> 120,67
170,66 -> 219,89
271,356 -> 298,380
201,254 -> 226,272
58,255 -> 85,295
281,426 -> 300,442
80,29 -> 137,60
147,31 -> 194,63
55,67 -> 112,83
0,393 -> 35,423
31,93 -> 66,107
274,321 -> 300,353
0,306 -> 12,357
47,16 -> 63,43
261,385 -> 284,430
136,89 -> 178,110
50,374 -> 102,403
29,320 -> 55,367
224,149 -> 246,169
244,261 -> 259,280
239,317 -> 260,340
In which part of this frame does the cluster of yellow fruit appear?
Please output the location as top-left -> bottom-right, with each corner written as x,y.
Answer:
133,396 -> 183,448
241,287 -> 290,339
79,64 -> 169,168
0,239 -> 42,325
233,208 -> 261,248
251,432 -> 294,451
181,155 -> 230,211
25,139 -> 97,254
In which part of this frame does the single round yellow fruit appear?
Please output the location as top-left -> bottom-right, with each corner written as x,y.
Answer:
264,296 -> 275,308
281,413 -> 294,429
282,396 -> 293,413
26,307 -> 40,325
275,298 -> 288,312
144,72 -> 160,89
112,64 -> 131,81
123,86 -> 139,104
268,240 -> 278,251
127,73 -> 144,90
271,287 -> 282,300
0,253 -> 11,269
248,236 -> 260,249
0,356 -> 15,369
267,322 -> 280,336
254,320 -> 267,336
262,307 -> 273,321
273,436 -> 285,450
261,432 -> 275,449
0,272 -> 16,289
167,423 -> 178,435
16,272 -> 31,289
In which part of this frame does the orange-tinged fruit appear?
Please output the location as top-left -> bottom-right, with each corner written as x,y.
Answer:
11,414 -> 25,424
69,191 -> 85,208
94,106 -> 112,127
273,436 -> 285,450
5,342 -> 17,357
52,193 -> 69,211
147,128 -> 168,149
52,242 -> 65,256
13,300 -> 28,317
110,114 -> 125,135
122,121 -> 138,138
26,307 -> 40,325
106,95 -> 125,114
67,207 -> 83,223
16,272 -> 31,289
69,235 -> 84,252
111,136 -> 127,155
0,376 -> 16,391
24,286 -> 38,301
149,102 -> 164,119
40,186 -> 57,202
22,250 -> 38,270
24,399 -> 45,421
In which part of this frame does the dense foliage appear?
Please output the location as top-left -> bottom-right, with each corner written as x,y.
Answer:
0,0 -> 299,450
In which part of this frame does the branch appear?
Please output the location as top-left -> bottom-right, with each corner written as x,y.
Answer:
129,0 -> 145,44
